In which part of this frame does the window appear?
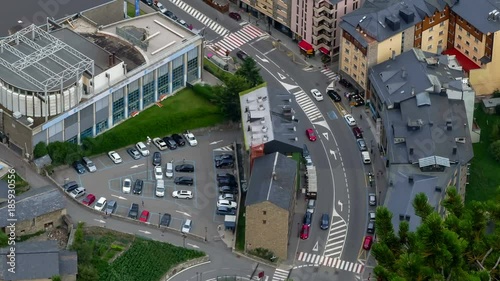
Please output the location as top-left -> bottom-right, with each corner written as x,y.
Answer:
473,56 -> 477,61
466,41 -> 470,46
458,35 -> 462,40
344,57 -> 349,63
158,65 -> 169,95
344,66 -> 349,72
466,31 -> 470,37
172,57 -> 185,92
263,220 -> 267,224
429,27 -> 433,32
127,89 -> 140,114
361,71 -> 365,77
354,55 -> 358,61
345,48 -> 349,54
428,36 -> 433,41
439,31 -> 444,36
427,45 -> 433,50
66,136 -> 77,144
459,26 -> 462,31
474,47 -> 478,52
112,90 -> 125,125
457,44 -> 461,49
263,211 -> 267,215
353,73 -> 357,79
96,120 -> 108,135
361,62 -> 365,68
187,54 -> 199,83
465,50 -> 469,55
429,17 -> 434,23
438,39 -> 443,44
440,21 -> 445,26
474,38 -> 479,43
353,64 -> 357,70
142,81 -> 155,107
80,127 -> 93,140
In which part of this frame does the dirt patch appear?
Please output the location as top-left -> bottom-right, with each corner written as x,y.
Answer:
24,228 -> 69,249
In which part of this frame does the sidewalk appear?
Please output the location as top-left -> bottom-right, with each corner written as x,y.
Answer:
0,144 -> 51,188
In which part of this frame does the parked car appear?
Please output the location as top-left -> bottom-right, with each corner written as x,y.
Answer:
172,190 -> 193,199
306,128 -> 317,142
94,197 -> 107,211
300,224 -> 310,240
122,178 -> 132,194
164,11 -> 177,21
175,164 -> 194,172
174,177 -> 193,186
136,142 -> 150,156
160,213 -> 172,227
139,210 -> 150,222
128,203 -> 139,219
219,193 -> 235,201
82,157 -> 97,172
133,179 -> 144,195
217,173 -> 236,180
181,219 -> 192,233
152,152 -> 161,166
73,161 -> 86,174
82,194 -> 96,206
363,236 -> 373,250
229,12 -> 241,20
141,0 -> 152,5
303,212 -> 312,226
216,159 -> 234,169
217,199 -> 237,208
369,211 -> 376,221
162,136 -> 177,150
70,187 -> 86,198
106,200 -> 117,214
64,181 -> 79,192
216,206 -> 236,215
320,213 -> 330,230
352,127 -> 363,138
307,199 -> 316,213
217,175 -> 237,186
108,151 -> 122,164
183,131 -> 198,146
339,78 -> 353,88
154,165 -> 163,180
154,2 -> 167,13
171,134 -> 185,146
369,193 -> 376,206
344,114 -> 356,126
356,139 -> 367,151
310,89 -> 324,101
165,162 -> 174,178
214,154 -> 233,162
153,137 -> 168,151
177,19 -> 188,27
236,50 -> 248,60
127,147 -> 141,160
367,220 -> 375,234
219,186 -> 238,194
327,90 -> 341,102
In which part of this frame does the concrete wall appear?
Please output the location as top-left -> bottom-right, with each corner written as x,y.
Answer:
376,33 -> 403,64
2,112 -> 34,157
469,30 -> 500,95
14,209 -> 67,236
421,21 -> 449,54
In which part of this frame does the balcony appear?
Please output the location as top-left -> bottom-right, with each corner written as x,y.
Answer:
277,0 -> 287,9
313,15 -> 334,25
312,31 -> 332,42
312,23 -> 333,33
276,8 -> 287,18
314,2 -> 334,14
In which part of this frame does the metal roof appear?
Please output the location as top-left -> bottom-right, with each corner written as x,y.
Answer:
416,92 -> 431,106
418,155 -> 450,168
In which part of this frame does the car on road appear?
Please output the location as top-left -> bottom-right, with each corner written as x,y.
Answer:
141,0 -> 152,5
82,194 -> 96,206
310,89 -> 324,101
306,128 -> 317,142
70,187 -> 86,198
320,213 -> 330,230
133,179 -> 144,195
229,12 -> 241,21
94,197 -> 107,211
106,200 -> 117,214
172,134 -> 185,146
139,210 -> 150,222
216,159 -> 234,169
153,137 -> 168,151
165,162 -> 174,178
154,165 -> 163,180
73,161 -> 86,174
307,199 -> 316,213
362,151 -> 372,164
82,157 -> 97,172
127,147 -> 141,160
216,206 -> 236,215
181,219 -> 192,233
219,193 -> 235,201
136,142 -> 150,156
369,211 -> 376,220
300,224 -> 310,240
367,220 -> 375,234
363,236 -> 373,250
164,11 -> 177,21
339,78 -> 353,88
122,178 -> 132,194
352,127 -> 363,138
128,203 -> 139,219
172,190 -> 193,199
174,177 -> 193,186
217,199 -> 237,208
183,131 -> 198,146
344,114 -> 356,126
154,2 -> 167,13
175,164 -> 194,173
152,152 -> 161,166
160,213 -> 172,227
163,136 -> 177,150
108,151 -> 122,164
214,154 -> 233,162
236,50 -> 249,60
356,139 -> 367,151
327,90 -> 341,102
177,19 -> 188,28
369,193 -> 376,206
303,212 -> 312,226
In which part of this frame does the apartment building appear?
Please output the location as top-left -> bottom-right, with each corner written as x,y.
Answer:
339,0 -> 500,95
239,0 -> 293,35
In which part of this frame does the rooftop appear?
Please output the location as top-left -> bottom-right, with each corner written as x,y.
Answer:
240,85 -> 275,149
442,48 -> 480,72
482,97 -> 500,108
451,0 -> 500,34
245,152 -> 297,210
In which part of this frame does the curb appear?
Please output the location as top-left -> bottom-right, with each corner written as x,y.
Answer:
166,260 -> 211,281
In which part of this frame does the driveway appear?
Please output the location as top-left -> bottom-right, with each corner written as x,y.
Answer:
54,129 -> 241,238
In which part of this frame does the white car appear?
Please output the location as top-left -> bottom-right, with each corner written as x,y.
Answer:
310,89 -> 324,101
154,166 -> 163,180
183,131 -> 198,146
344,114 -> 357,126
218,193 -> 235,201
181,219 -> 192,233
217,199 -> 237,208
165,162 -> 173,178
136,142 -> 150,156
122,178 -> 132,194
108,151 -> 122,164
94,197 -> 107,211
155,2 -> 168,13
153,137 -> 168,151
70,187 -> 86,198
172,190 -> 193,199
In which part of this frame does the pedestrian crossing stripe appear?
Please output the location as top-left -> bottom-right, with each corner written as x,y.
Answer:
169,0 -> 229,36
297,252 -> 364,273
211,25 -> 264,57
292,90 -> 323,121
321,69 -> 340,81
271,268 -> 289,281
214,145 -> 233,152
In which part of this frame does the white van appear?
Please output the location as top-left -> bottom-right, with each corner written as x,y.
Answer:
155,180 -> 165,197
361,151 -> 371,164
165,162 -> 173,178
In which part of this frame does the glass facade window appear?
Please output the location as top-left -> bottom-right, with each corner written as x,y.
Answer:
172,56 -> 184,92
113,98 -> 125,125
143,81 -> 155,107
66,136 -> 77,144
96,120 -> 108,135
187,48 -> 199,83
128,90 -> 140,114
80,127 -> 93,140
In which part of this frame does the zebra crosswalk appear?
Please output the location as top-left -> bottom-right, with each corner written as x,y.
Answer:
209,25 -> 264,57
168,0 -> 229,36
297,253 -> 363,274
271,268 -> 289,281
214,145 -> 233,152
324,216 -> 348,258
289,87 -> 323,122
321,68 -> 340,81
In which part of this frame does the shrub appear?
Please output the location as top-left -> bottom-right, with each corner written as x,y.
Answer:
489,140 -> 500,162
33,142 -> 48,158
110,244 -> 125,251
192,84 -> 216,102
47,141 -> 84,165
496,104 -> 500,115
248,247 -> 276,261
492,89 -> 500,98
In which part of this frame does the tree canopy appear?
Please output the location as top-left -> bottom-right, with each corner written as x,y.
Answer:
372,187 -> 500,281
235,58 -> 264,87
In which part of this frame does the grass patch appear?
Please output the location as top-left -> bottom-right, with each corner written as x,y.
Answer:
1,172 -> 29,195
466,108 -> 500,204
86,88 -> 225,155
238,82 -> 267,96
291,153 -> 302,191
203,58 -> 232,82
235,205 -> 246,251
17,230 -> 45,242
126,2 -> 146,17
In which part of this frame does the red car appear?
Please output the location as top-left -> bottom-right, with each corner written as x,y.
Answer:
229,12 -> 241,21
306,128 -> 317,142
363,235 -> 373,250
352,127 -> 363,139
300,224 -> 310,240
82,194 -> 96,206
139,210 -> 150,222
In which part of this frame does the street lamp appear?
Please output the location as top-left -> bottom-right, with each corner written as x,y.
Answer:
204,227 -> 207,242
146,136 -> 151,180
182,234 -> 187,248
158,213 -> 161,228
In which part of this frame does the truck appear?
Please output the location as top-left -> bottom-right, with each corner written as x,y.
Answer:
209,55 -> 229,71
155,180 -> 165,197
305,166 -> 317,199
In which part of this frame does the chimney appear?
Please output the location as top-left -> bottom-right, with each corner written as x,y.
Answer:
408,176 -> 414,183
453,147 -> 457,154
108,54 -> 113,67
391,50 -> 396,60
401,67 -> 407,78
411,86 -> 415,95
112,52 -> 116,65
409,148 -> 414,155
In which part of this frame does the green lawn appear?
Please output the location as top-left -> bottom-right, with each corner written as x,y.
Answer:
235,205 -> 246,251
466,108 -> 500,204
1,172 -> 29,195
126,2 -> 146,18
87,88 -> 225,155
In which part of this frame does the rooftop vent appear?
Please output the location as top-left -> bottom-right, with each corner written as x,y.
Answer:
385,15 -> 401,31
26,117 -> 34,126
399,8 -> 415,23
453,146 -> 457,154
391,50 -> 396,60
258,105 -> 265,111
272,172 -> 277,180
409,148 -> 414,155
262,126 -> 268,132
401,67 -> 407,78
407,119 -> 423,130
289,126 -> 296,131
488,9 -> 500,22
260,118 -> 266,124
12,111 -> 22,119
263,135 -> 269,142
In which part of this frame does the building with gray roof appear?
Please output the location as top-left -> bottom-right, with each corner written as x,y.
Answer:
368,48 -> 474,231
0,240 -> 77,281
245,152 -> 297,259
482,97 -> 500,115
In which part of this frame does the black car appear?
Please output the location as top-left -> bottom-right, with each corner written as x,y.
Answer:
218,178 -> 237,187
128,203 -> 139,219
127,147 -> 141,160
133,179 -> 144,195
214,154 -> 233,162
216,159 -> 234,169
162,136 -> 178,150
367,220 -> 375,234
141,0 -> 153,5
73,161 -> 86,174
320,213 -> 330,230
216,206 -> 236,215
219,186 -> 238,194
339,78 -> 353,88
327,90 -> 341,102
303,212 -> 312,226
152,152 -> 161,166
64,181 -> 78,192
236,50 -> 249,61
217,173 -> 236,180
164,11 -> 177,20
175,164 -> 194,172
172,134 -> 185,146
174,176 -> 193,186
160,213 -> 172,227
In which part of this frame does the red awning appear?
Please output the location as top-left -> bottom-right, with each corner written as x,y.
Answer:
319,47 -> 330,55
442,48 -> 480,73
298,40 -> 314,52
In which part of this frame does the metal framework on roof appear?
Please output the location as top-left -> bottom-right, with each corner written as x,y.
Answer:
418,155 -> 450,168
0,24 -> 94,92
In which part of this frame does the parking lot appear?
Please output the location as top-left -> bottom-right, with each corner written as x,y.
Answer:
54,129 -> 241,238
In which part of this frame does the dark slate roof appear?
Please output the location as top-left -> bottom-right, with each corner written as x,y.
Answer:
59,250 -> 78,275
451,0 -> 500,34
0,180 -> 8,201
0,186 -> 65,228
245,152 -> 297,210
